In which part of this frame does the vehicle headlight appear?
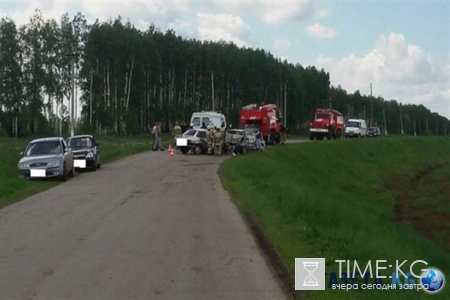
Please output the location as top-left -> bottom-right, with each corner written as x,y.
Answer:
47,159 -> 60,167
19,162 -> 30,169
86,152 -> 94,158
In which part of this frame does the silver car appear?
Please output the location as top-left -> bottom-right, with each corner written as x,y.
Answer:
18,137 -> 75,180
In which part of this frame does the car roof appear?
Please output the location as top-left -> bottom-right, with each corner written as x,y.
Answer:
67,134 -> 93,139
191,112 -> 225,117
30,137 -> 62,143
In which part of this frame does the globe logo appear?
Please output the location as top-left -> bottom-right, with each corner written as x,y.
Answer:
421,269 -> 444,292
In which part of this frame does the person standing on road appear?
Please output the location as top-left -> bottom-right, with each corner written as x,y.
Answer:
280,124 -> 287,144
153,122 -> 164,151
152,122 -> 158,151
173,122 -> 183,137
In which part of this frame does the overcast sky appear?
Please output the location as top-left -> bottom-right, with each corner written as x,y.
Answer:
1,0 -> 450,118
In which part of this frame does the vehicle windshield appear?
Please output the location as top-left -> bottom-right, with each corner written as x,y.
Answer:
184,129 -> 197,136
347,122 -> 361,128
68,137 -> 92,149
315,113 -> 330,119
25,141 -> 62,156
192,117 -> 200,127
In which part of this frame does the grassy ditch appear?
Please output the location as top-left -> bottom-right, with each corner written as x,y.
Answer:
220,137 -> 450,300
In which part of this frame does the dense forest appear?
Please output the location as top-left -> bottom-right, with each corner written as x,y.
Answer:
0,11 -> 449,137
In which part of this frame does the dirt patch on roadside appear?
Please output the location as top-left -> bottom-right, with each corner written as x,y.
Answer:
388,162 -> 450,252
242,212 -> 299,300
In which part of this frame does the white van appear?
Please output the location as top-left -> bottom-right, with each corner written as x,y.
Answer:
190,111 -> 226,130
345,119 -> 367,138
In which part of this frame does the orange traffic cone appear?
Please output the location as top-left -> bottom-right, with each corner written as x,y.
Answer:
168,145 -> 174,157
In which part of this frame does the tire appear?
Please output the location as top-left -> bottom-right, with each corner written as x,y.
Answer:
327,129 -> 334,140
309,133 -> 314,141
194,145 -> 202,155
61,164 -> 68,181
180,147 -> 188,154
92,158 -> 98,171
69,164 -> 75,177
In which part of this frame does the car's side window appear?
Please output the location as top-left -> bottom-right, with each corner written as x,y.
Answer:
197,131 -> 206,138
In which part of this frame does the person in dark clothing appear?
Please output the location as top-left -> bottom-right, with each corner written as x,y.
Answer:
255,127 -> 263,151
280,124 -> 287,144
201,122 -> 207,129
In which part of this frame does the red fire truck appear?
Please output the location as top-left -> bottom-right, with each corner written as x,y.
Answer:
239,103 -> 281,144
309,108 -> 344,140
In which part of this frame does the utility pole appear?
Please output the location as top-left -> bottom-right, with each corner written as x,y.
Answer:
211,71 -> 215,111
413,115 -> 417,136
370,83 -> 373,126
70,50 -> 75,137
284,81 -> 287,127
399,103 -> 404,135
383,100 -> 387,136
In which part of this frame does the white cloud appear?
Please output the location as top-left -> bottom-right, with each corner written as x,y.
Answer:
314,9 -> 328,19
196,12 -> 250,47
259,1 -> 312,25
273,39 -> 292,52
207,0 -> 320,25
316,32 -> 450,118
306,23 -> 336,39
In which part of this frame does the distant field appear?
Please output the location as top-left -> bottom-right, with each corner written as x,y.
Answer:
0,134 -> 172,209
220,137 -> 450,300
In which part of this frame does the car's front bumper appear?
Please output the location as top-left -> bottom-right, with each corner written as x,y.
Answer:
310,128 -> 328,133
19,166 -> 62,178
74,157 -> 96,168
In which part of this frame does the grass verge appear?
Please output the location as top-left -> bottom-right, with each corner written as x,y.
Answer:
220,137 -> 450,300
0,134 -> 172,209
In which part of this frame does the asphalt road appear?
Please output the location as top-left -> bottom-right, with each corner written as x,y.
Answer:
0,151 -> 287,300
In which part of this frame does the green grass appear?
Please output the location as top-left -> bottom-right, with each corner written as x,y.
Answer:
0,134 -> 172,209
220,137 -> 450,300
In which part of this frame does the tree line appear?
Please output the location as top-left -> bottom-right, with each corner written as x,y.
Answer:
0,11 -> 449,137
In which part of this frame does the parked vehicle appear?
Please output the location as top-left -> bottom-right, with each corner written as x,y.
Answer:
18,137 -> 75,180
242,126 -> 257,150
224,129 -> 249,154
367,127 -> 381,137
345,119 -> 367,138
66,135 -> 101,171
176,129 -> 208,154
239,103 -> 280,144
309,108 -> 344,140
190,111 -> 226,130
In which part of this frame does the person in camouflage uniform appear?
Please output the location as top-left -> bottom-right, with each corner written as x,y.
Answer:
213,128 -> 223,156
207,127 -> 214,155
